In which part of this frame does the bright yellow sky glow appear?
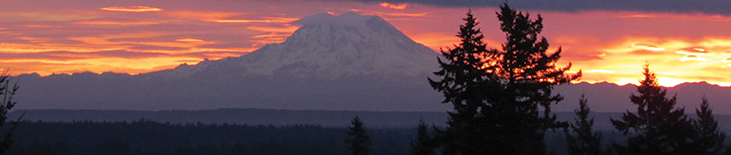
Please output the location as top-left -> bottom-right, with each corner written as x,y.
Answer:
379,3 -> 409,10
1,0 -> 731,87
101,6 -> 163,12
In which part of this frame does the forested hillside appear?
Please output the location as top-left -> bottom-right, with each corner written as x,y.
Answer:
2,120 -> 635,155
5,120 -> 414,155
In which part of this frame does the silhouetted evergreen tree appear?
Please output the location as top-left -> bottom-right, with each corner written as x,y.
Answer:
691,97 -> 726,155
428,9 -> 491,155
410,120 -> 435,155
566,94 -> 602,155
345,116 -> 371,155
0,71 -> 19,155
610,63 -> 695,155
429,3 -> 580,154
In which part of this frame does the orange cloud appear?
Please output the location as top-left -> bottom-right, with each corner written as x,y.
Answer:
101,6 -> 163,12
135,41 -> 215,49
408,33 -> 458,51
252,34 -> 290,38
621,14 -> 656,18
250,37 -> 286,45
175,38 -> 206,42
164,11 -> 241,20
210,17 -> 299,23
631,43 -> 665,51
249,31 -> 293,47
675,47 -> 712,55
246,25 -> 300,33
679,54 -> 707,62
0,40 -> 250,76
0,12 -> 97,22
19,37 -> 53,43
69,37 -> 119,45
379,3 -> 408,10
0,42 -> 119,54
347,9 -> 427,17
65,33 -> 217,53
190,47 -> 256,53
74,21 -> 160,26
26,25 -> 60,28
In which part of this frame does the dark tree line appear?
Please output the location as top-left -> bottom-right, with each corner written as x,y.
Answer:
4,120 -> 416,155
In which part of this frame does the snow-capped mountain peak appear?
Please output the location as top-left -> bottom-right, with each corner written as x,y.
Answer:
165,12 -> 438,79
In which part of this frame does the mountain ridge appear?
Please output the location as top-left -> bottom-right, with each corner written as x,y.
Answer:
11,108 -> 731,131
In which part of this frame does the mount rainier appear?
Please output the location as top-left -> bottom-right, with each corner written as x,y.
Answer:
14,12 -> 449,111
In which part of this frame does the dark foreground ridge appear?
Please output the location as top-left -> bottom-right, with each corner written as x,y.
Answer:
4,121 -> 413,155
11,108 -> 731,131
0,120 -> 624,155
8,108 -> 447,128
5,113 -> 728,155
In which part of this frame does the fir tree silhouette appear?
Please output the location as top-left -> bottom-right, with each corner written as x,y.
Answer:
345,116 -> 371,155
429,3 -> 580,154
428,8 -> 491,155
410,119 -> 435,155
691,97 -> 726,155
566,94 -> 602,155
0,70 -> 20,155
610,63 -> 695,155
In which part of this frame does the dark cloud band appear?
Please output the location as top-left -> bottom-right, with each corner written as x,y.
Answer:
343,0 -> 731,15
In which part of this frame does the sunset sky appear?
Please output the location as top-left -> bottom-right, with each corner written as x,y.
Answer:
2,0 -> 731,87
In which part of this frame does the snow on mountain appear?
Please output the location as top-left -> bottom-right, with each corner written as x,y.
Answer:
165,12 -> 438,79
